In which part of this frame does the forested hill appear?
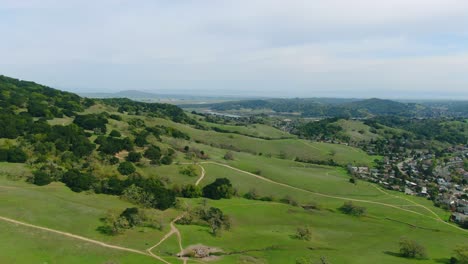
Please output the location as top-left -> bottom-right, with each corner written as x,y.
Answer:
183,97 -> 467,118
0,75 -> 192,124
0,75 -> 90,117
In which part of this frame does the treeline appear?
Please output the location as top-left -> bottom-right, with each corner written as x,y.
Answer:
367,117 -> 467,144
186,98 -> 421,118
100,98 -> 194,124
294,118 -> 343,140
0,75 -> 91,118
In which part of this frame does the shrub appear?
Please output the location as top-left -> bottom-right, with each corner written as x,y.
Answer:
453,245 -> 468,264
179,165 -> 198,177
399,237 -> 427,259
126,152 -> 142,162
7,148 -> 28,163
339,202 -> 366,216
109,130 -> 121,137
223,151 -> 234,160
144,146 -> 161,160
181,184 -> 202,198
118,161 -> 136,175
32,171 -> 52,186
61,169 -> 97,192
296,227 -> 312,241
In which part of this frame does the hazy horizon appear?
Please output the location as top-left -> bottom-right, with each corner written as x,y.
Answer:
1,1 -> 468,99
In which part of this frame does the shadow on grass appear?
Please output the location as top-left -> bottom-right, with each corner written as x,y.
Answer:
433,258 -> 453,264
383,251 -> 429,261
96,225 -> 115,235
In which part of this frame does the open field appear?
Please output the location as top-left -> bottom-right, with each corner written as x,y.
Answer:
0,150 -> 466,264
143,117 -> 378,166
0,106 -> 465,264
199,121 -> 295,139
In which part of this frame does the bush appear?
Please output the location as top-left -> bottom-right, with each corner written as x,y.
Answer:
32,171 -> 52,186
399,238 -> 427,259
144,146 -> 161,160
296,227 -> 311,241
223,151 -> 234,160
453,245 -> 468,264
179,165 -> 198,177
7,148 -> 28,163
339,202 -> 366,216
118,161 -> 136,175
181,184 -> 202,198
126,152 -> 142,162
109,156 -> 119,165
61,169 -> 97,192
160,155 -> 173,165
109,130 -> 121,137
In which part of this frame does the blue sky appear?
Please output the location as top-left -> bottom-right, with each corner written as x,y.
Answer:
1,0 -> 468,99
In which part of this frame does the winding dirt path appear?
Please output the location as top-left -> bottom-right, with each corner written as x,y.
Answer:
199,161 -> 468,233
371,185 -> 467,232
0,215 -> 170,263
147,162 -> 207,263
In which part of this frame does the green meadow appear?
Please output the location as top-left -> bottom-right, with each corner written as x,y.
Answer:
0,108 -> 466,264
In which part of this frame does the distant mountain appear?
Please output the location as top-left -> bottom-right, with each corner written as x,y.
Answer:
79,90 -> 256,102
80,90 -> 162,99
183,97 -> 468,118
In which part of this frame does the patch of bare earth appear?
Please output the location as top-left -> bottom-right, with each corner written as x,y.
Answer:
178,244 -> 223,261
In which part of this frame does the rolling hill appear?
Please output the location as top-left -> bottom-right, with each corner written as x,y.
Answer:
0,75 -> 466,264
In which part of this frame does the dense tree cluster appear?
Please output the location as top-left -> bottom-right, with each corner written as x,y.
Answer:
0,75 -> 88,118
176,206 -> 231,236
73,114 -> 108,134
95,136 -> 133,155
372,116 -> 467,144
100,207 -> 162,235
100,98 -> 194,124
295,118 -> 343,140
202,178 -> 235,200
0,147 -> 28,163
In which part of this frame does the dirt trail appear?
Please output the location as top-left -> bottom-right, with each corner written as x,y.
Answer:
147,163 -> 207,263
0,216 -> 170,264
195,164 -> 206,186
199,161 -> 468,233
371,185 -> 467,232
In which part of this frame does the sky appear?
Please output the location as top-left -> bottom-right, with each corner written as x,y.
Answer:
1,0 -> 468,99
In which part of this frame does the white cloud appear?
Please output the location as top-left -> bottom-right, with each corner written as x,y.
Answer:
0,0 -> 468,98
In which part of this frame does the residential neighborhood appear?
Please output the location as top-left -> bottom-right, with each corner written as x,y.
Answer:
349,144 -> 468,228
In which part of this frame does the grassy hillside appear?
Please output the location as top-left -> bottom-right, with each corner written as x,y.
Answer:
0,76 -> 466,264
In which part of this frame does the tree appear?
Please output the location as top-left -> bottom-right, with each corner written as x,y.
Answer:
160,155 -> 173,165
454,245 -> 468,264
244,188 -> 260,200
296,227 -> 312,241
61,169 -> 97,192
118,161 -> 136,175
399,237 -> 427,259
126,151 -> 142,162
32,171 -> 52,186
179,165 -> 198,177
7,147 -> 27,163
202,178 -> 234,200
203,207 -> 231,236
181,184 -> 202,198
223,151 -> 234,160
109,130 -> 121,137
144,146 -> 161,160
119,207 -> 142,227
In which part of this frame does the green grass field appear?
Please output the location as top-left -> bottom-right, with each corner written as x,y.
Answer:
0,107 -> 466,264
